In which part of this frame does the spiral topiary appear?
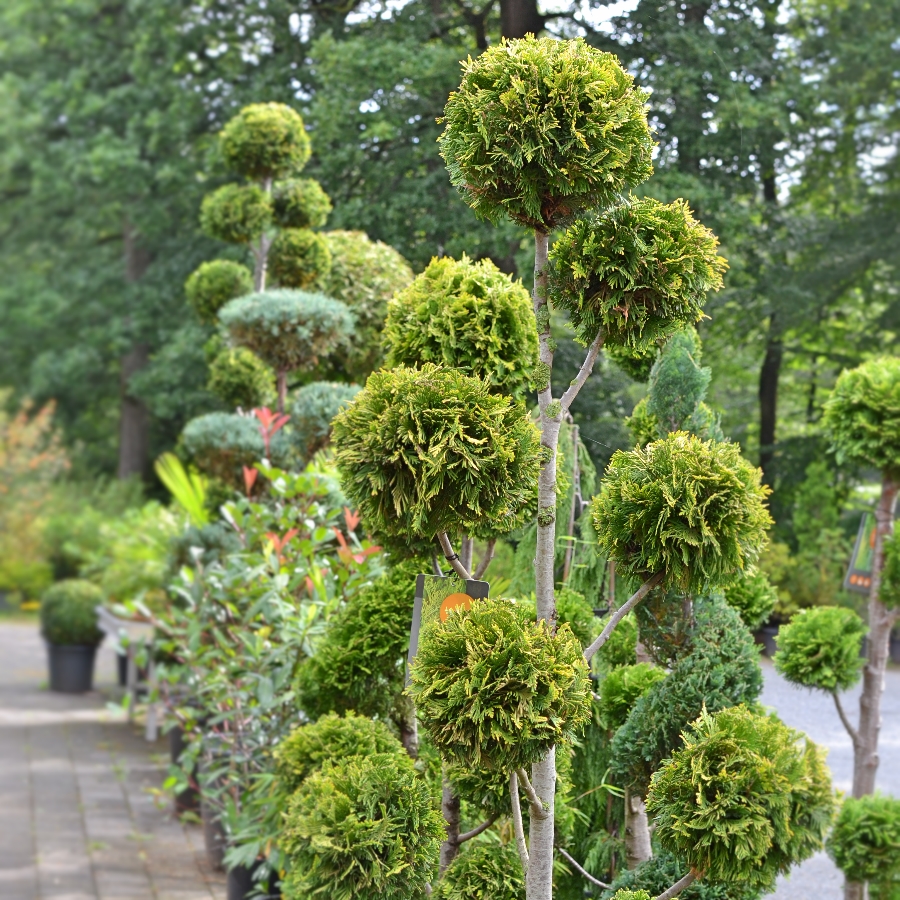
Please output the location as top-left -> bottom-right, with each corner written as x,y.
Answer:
433,842 -> 524,900
332,364 -> 542,541
827,794 -> 900,888
199,183 -> 272,245
409,598 -> 592,771
592,432 -> 771,593
269,228 -> 332,289
548,198 -> 726,349
219,102 -> 311,182
383,255 -> 538,401
288,381 -> 361,462
40,579 -> 104,646
722,568 -> 778,630
206,345 -> 275,410
185,259 -> 253,324
439,35 -> 653,230
597,662 -> 667,732
272,178 -> 332,229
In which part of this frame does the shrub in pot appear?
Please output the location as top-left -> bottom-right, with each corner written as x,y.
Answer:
40,579 -> 104,693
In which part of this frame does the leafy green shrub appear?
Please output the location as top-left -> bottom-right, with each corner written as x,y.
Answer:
333,364 -> 542,541
206,345 -> 275,410
773,606 -> 866,692
185,260 -> 253,324
827,794 -> 900,889
592,432 -> 771,593
409,598 -> 591,771
40,579 -> 104,646
882,532 -> 900,609
288,381 -> 360,462
200,183 -> 272,244
269,228 -> 332,289
549,199 -> 726,349
272,178 -> 332,229
219,102 -> 311,181
722,568 -> 778,630
383,255 -> 538,400
280,752 -> 444,900
439,35 -> 653,230
647,705 -> 835,891
597,663 -> 667,732
433,842 -> 524,900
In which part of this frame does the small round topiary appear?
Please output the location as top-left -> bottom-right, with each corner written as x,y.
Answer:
185,259 -> 253,324
269,228 -> 333,289
548,198 -> 726,349
206,345 -> 275,410
272,178 -> 332,229
647,705 -> 835,890
592,432 -> 772,594
219,102 -> 311,181
409,598 -> 592,771
827,794 -> 900,887
773,606 -> 866,693
597,662 -> 667,732
332,364 -> 542,541
288,381 -> 361,462
433,842 -> 524,900
439,35 -> 653,230
722,568 -> 778,631
823,356 -> 900,476
40,580 -> 104,646
383,255 -> 538,401
199,183 -> 272,245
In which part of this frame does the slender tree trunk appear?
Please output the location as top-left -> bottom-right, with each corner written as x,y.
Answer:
440,772 -> 461,874
758,321 -> 783,486
276,369 -> 288,414
624,787 -> 652,869
500,0 -> 544,38
460,536 -> 474,575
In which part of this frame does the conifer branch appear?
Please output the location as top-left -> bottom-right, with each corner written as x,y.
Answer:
832,691 -> 859,745
456,813 -> 499,844
510,771 -> 530,874
516,767 -> 550,819
473,538 -> 496,579
560,331 -> 604,412
556,847 -> 610,888
438,532 -> 472,579
584,572 -> 664,662
655,869 -> 697,900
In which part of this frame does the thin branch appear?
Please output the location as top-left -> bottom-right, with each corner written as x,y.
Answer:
584,572 -> 664,662
516,767 -> 549,820
556,847 -> 610,889
510,772 -> 529,874
456,813 -> 499,844
655,870 -> 698,900
832,691 -> 859,745
560,331 -> 605,412
473,539 -> 496,580
431,555 -> 444,577
437,532 -> 472,580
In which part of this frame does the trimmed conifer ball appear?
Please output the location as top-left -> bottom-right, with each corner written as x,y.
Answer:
332,364 -> 542,541
773,606 -> 866,693
383,255 -> 538,401
200,183 -> 272,244
592,432 -> 771,593
218,290 -> 352,374
409,598 -> 591,771
647,705 -> 835,890
439,36 -> 653,230
185,260 -> 253,324
823,356 -> 900,475
269,228 -> 332,288
722,567 -> 778,630
288,381 -> 361,462
272,178 -> 332,229
206,345 -> 275,410
827,794 -> 900,886
219,102 -> 311,181
548,197 -> 726,349
433,842 -> 524,900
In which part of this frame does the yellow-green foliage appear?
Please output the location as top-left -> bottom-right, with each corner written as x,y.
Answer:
409,598 -> 591,771
439,35 -> 653,230
272,178 -> 332,229
384,255 -> 538,401
332,364 -> 542,541
592,432 -> 771,593
517,586 -> 597,648
722,568 -> 778,630
827,794 -> 900,887
40,579 -> 104,646
597,662 -> 667,732
200,183 -> 272,244
433,842 -> 524,900
206,345 -> 275,410
610,892 -> 651,900
549,198 -> 726,349
219,102 -> 311,181
185,260 -> 253,324
269,228 -> 332,289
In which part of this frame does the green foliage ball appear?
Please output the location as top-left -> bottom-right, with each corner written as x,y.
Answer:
269,228 -> 333,289
272,178 -> 332,229
185,260 -> 253,324
549,198 -> 726,349
206,345 -> 275,410
288,381 -> 361,462
823,356 -> 900,475
384,255 -> 538,401
722,568 -> 778,630
433,842 -> 524,900
220,102 -> 311,181
219,289 -> 352,374
592,432 -> 771,593
597,663 -> 667,732
773,606 -> 866,693
200,183 -> 272,245
827,794 -> 900,886
280,752 -> 444,900
881,532 -> 900,610
409,598 -> 592,771
647,705 -> 835,890
439,36 -> 653,230
40,579 -> 104,646
333,364 -> 542,541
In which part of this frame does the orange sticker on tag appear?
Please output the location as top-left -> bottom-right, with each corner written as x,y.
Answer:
440,592 -> 475,622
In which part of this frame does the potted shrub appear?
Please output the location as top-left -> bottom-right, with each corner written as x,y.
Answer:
40,579 -> 104,693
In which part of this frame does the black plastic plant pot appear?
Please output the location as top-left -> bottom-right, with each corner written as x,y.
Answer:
47,643 -> 98,693
227,862 -> 280,900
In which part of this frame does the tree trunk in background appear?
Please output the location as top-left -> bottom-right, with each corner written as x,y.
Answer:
439,774 -> 461,874
623,788 -> 652,870
500,0 -> 544,38
758,322 -> 782,486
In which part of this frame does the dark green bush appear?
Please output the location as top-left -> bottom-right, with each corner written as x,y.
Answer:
597,663 -> 667,732
185,260 -> 253,324
288,381 -> 360,462
433,842 -> 524,900
827,794 -> 900,889
40,579 -> 104,646
269,228 -> 332,289
200,183 -> 272,245
206,345 -> 275,410
722,568 -> 778,630
219,102 -> 311,181
272,178 -> 332,229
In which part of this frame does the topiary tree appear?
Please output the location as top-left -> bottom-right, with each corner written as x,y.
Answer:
288,381 -> 361,463
434,842 -> 525,900
185,259 -> 254,325
721,568 -> 778,631
206,345 -> 276,411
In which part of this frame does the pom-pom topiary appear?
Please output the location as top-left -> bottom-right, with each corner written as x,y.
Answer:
206,345 -> 275,410
722,568 -> 778,630
288,381 -> 361,462
383,255 -> 538,401
548,198 -> 726,349
646,705 -> 835,891
433,842 -> 524,900
592,432 -> 771,593
827,794 -> 900,888
332,364 -> 542,541
40,579 -> 104,646
597,663 -> 667,732
280,752 -> 444,900
409,598 -> 592,771
219,102 -> 311,182
773,606 -> 866,693
200,183 -> 272,245
269,228 -> 333,289
272,178 -> 332,230
439,36 -> 653,230
185,260 -> 253,324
